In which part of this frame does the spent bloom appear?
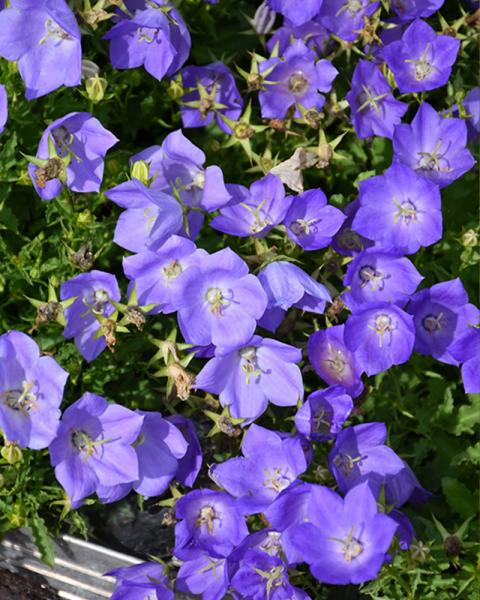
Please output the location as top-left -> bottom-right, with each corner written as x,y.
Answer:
259,40 -> 337,119
179,62 -> 243,134
342,249 -> 423,311
344,303 -> 415,376
346,59 -> 408,139
308,325 -> 364,397
28,112 -> 118,201
60,270 -> 121,362
318,0 -> 380,42
103,0 -> 190,82
294,385 -> 353,442
290,482 -> 398,584
195,335 -> 303,423
169,247 -> 267,351
406,278 -> 479,365
108,563 -> 173,600
352,163 -> 443,254
382,20 -> 460,93
0,331 -> 68,450
210,174 -> 288,238
0,0 -> 82,99
49,393 -> 143,508
174,489 -> 248,559
209,424 -> 308,514
392,102 -> 475,188
258,261 -> 331,332
284,188 -> 346,250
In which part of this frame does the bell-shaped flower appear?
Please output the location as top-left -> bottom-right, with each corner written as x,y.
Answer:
176,553 -> 228,600
450,325 -> 480,394
0,0 -> 82,99
0,331 -> 68,450
318,0 -> 380,42
391,0 -> 446,22
107,563 -> 173,600
266,0 -> 323,27
166,415 -> 203,487
295,385 -> 353,442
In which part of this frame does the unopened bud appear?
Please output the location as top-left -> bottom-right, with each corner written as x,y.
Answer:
86,76 -> 108,103
2,442 -> 23,465
81,59 -> 100,79
462,229 -> 478,248
131,160 -> 150,185
253,1 -> 276,35
168,78 -> 184,100
166,363 -> 194,400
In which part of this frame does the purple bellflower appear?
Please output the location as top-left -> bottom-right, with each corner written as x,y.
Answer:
390,0 -> 446,22
166,415 -> 203,487
259,40 -> 337,119
174,489 -> 249,559
290,482 -> 398,584
267,18 -> 329,56
266,0 -> 323,27
105,179 -> 185,253
131,129 -> 231,212
406,278 -> 479,365
258,261 -> 331,332
123,236 -> 207,314
352,163 -> 442,254
384,460 -> 431,507
346,59 -> 408,139
308,325 -> 364,398
179,62 -> 243,134
392,102 -> 475,188
284,188 -> 346,250
342,249 -> 423,311
176,554 -> 228,600
382,20 -> 460,94
332,199 -> 375,256
107,562 -> 173,600
318,0 -> 380,42
210,174 -> 288,238
0,85 -> 7,134
195,335 -> 303,423
344,303 -> 415,375
60,270 -> 121,363
29,112 -> 118,201
0,331 -> 68,450
0,0 -> 81,99
450,325 -> 480,394
329,423 -> 406,496
462,87 -> 480,142
169,247 -> 267,351
209,424 -> 307,514
49,393 -> 143,508
295,385 -> 353,442
103,0 -> 190,82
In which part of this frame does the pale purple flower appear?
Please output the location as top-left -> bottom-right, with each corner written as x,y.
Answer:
29,112 -> 118,201
49,392 -> 143,508
60,270 -> 121,362
308,325 -> 364,397
166,415 -> 203,488
344,303 -> 415,375
267,18 -> 329,56
318,0 -> 380,42
346,59 -> 408,139
390,0 -> 446,22
450,326 -> 480,394
0,84 -> 7,134
332,199 -> 375,256
284,188 -> 346,250
259,40 -> 337,119
382,20 -> 460,93
266,0 -> 323,26
463,87 -> 480,142
0,0 -> 81,99
209,424 -> 307,514
103,0 -> 190,81
210,174 -> 288,238
392,102 -> 475,188
107,562 -> 173,600
0,331 -> 68,450
295,385 -> 353,442
176,554 -> 228,600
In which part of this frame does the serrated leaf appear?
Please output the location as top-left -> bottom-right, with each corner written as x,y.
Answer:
30,515 -> 55,567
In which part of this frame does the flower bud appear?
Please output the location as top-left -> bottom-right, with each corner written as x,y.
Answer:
253,1 -> 276,35
1,442 -> 23,465
86,76 -> 108,103
462,229 -> 478,248
131,160 -> 150,185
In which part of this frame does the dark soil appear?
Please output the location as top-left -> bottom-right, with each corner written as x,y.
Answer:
0,568 -> 58,600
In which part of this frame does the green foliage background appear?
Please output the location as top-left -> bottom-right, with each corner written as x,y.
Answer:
0,0 -> 478,598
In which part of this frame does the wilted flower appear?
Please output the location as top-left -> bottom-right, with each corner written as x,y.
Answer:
107,562 -> 173,600
210,173 -> 288,238
49,392 -> 143,508
195,335 -> 303,423
308,325 -> 364,397
290,482 -> 398,584
0,0 -> 82,99
174,489 -> 249,559
346,59 -> 408,139
179,62 -> 243,134
259,40 -> 337,119
60,270 -> 121,362
103,0 -> 190,82
344,303 -> 415,375
28,112 -> 118,201
352,163 -> 443,254
318,0 -> 380,42
0,331 -> 68,450
295,385 -> 353,441
382,20 -> 460,93
209,424 -> 307,514
392,102 -> 475,188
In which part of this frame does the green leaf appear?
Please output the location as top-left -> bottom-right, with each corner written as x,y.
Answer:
30,515 -> 55,567
441,477 -> 478,519
454,394 -> 480,435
